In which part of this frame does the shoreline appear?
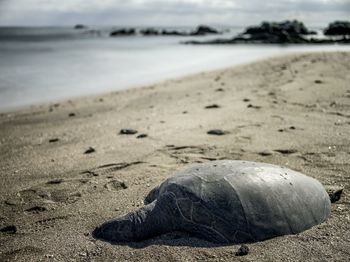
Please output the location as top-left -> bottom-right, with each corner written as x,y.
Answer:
1,52 -> 349,261
2,43 -> 350,113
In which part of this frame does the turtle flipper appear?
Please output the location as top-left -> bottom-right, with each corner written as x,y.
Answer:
93,212 -> 135,242
144,185 -> 160,204
93,194 -> 179,242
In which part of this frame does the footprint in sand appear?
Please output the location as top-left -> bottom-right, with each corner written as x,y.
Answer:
5,179 -> 88,210
104,180 -> 128,191
0,246 -> 44,261
81,162 -> 144,177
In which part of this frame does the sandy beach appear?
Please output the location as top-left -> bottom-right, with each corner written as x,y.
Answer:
0,52 -> 349,261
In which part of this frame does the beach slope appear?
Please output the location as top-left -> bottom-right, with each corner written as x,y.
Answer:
0,52 -> 349,261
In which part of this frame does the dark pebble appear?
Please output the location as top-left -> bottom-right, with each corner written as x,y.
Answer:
215,88 -> 224,92
207,129 -> 227,136
137,134 -> 148,139
314,80 -> 323,84
258,151 -> 273,156
289,126 -> 296,130
47,179 -> 64,184
247,104 -> 261,109
243,98 -> 250,102
235,244 -> 249,256
0,225 -> 17,234
69,113 -> 76,117
119,129 -> 138,135
328,188 -> 343,203
49,138 -> 59,143
205,104 -> 220,109
84,147 -> 96,154
274,149 -> 298,155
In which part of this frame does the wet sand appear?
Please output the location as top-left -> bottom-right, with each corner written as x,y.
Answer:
0,52 -> 349,261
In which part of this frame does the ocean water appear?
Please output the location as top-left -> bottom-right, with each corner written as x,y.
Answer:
1,26 -> 350,112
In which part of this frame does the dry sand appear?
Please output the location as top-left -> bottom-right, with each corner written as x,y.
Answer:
0,52 -> 349,261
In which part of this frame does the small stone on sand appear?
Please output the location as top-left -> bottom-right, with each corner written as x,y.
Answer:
25,206 -> 47,213
137,134 -> 148,139
119,129 -> 138,135
207,129 -> 227,136
84,147 -> 96,154
327,187 -> 344,203
0,225 -> 17,234
235,244 -> 249,256
274,149 -> 298,155
49,138 -> 59,143
47,179 -> 64,184
205,104 -> 220,109
258,150 -> 273,156
247,104 -> 261,109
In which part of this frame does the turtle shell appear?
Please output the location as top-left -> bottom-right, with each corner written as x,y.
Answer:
155,160 -> 330,243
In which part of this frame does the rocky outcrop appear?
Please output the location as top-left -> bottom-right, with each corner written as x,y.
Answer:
184,20 -> 350,45
244,20 -> 315,36
324,21 -> 350,35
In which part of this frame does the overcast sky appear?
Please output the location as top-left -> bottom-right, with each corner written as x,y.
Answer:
0,0 -> 349,27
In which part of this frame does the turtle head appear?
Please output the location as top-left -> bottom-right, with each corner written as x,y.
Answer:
93,214 -> 135,243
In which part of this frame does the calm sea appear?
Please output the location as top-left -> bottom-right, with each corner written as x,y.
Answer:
1,26 -> 350,112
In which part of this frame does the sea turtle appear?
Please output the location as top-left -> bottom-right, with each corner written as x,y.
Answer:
93,160 -> 331,244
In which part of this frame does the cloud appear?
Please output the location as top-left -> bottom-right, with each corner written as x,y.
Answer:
0,0 -> 349,26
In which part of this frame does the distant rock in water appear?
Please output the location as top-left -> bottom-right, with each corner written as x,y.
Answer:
324,21 -> 350,35
140,28 -> 159,36
142,25 -> 221,37
244,20 -> 315,36
184,20 -> 350,45
161,30 -> 188,36
74,24 -> 87,30
110,28 -> 136,37
191,25 -> 220,36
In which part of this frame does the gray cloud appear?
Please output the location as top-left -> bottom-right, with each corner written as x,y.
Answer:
0,0 -> 349,26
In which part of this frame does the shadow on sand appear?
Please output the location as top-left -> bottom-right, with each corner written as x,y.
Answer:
92,229 -> 233,248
